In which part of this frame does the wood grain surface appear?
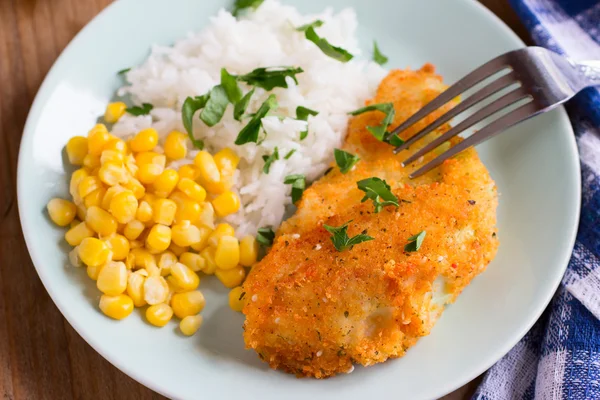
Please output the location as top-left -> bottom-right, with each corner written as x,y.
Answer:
0,1 -> 529,399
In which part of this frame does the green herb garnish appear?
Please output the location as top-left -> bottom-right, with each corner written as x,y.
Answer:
182,95 -> 209,149
404,231 -> 426,252
356,177 -> 399,213
257,227 -> 275,246
262,147 -> 279,174
221,68 -> 243,104
284,174 -> 306,203
232,0 -> 264,17
298,22 -> 354,63
237,67 -> 304,91
117,68 -> 131,75
296,106 -> 319,140
125,103 -> 153,116
349,103 -> 395,141
387,134 -> 404,147
284,149 -> 296,160
372,41 -> 388,65
235,94 -> 278,145
334,149 -> 360,174
200,85 -> 229,127
324,220 -> 374,252
234,88 -> 255,121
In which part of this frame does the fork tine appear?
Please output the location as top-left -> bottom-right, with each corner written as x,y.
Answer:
393,71 -> 518,152
385,55 -> 510,141
409,101 -> 541,178
401,86 -> 531,166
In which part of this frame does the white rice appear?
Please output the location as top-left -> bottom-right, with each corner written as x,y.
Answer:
113,0 -> 386,237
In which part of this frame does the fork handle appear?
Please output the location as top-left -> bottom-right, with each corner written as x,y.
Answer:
578,60 -> 600,85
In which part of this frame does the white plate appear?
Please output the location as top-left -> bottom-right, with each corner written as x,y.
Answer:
17,0 -> 581,399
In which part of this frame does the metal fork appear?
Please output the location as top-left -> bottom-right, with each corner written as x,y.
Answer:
388,46 -> 600,178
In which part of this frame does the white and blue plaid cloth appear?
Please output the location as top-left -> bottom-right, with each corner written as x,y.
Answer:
474,0 -> 600,399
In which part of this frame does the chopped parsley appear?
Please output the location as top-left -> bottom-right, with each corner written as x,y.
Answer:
232,0 -> 264,17
298,23 -> 354,63
404,231 -> 426,252
334,149 -> 360,174
235,94 -> 278,145
182,95 -> 209,149
324,220 -> 374,252
125,103 -> 153,116
284,174 -> 306,203
257,227 -> 275,246
262,147 -> 279,174
296,106 -> 319,140
356,177 -> 399,213
221,68 -> 243,104
200,85 -> 229,127
349,103 -> 395,141
284,149 -> 296,160
117,67 -> 131,75
372,41 -> 389,65
237,67 -> 304,91
234,88 -> 255,121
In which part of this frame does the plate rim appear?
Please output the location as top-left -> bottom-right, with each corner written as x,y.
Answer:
16,0 -> 582,398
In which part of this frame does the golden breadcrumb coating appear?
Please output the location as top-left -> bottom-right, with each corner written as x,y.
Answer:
242,65 -> 499,378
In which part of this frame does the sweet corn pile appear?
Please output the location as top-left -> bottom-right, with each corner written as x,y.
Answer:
48,105 -> 256,336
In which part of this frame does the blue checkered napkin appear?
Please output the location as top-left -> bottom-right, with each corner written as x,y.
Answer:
473,1 -> 600,399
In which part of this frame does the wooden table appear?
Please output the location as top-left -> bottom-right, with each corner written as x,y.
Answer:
0,1 -> 529,399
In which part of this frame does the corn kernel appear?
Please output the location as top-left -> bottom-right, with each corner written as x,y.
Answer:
190,225 -> 212,252
100,150 -> 125,165
208,223 -> 235,247
84,187 -> 106,209
130,128 -> 158,153
78,237 -> 111,267
166,275 -> 186,294
239,235 -> 259,267
169,191 -> 201,223
82,153 -> 101,170
68,247 -> 82,267
136,201 -> 153,223
70,219 -> 81,229
180,315 -> 203,336
104,101 -> 127,123
215,236 -> 240,270
130,248 -> 155,270
197,202 -> 215,230
47,198 -> 77,227
171,291 -> 205,319
143,276 -> 169,305
153,169 -> 179,198
135,152 -> 166,168
99,294 -> 134,320
123,178 -> 146,200
105,137 -> 128,154
78,176 -> 102,199
200,247 -> 217,275
146,224 -> 171,252
204,150 -> 237,194
179,252 -> 205,272
170,262 -> 200,291
86,206 -> 118,236
123,220 -> 144,240
101,185 -> 126,210
98,162 -> 128,186
152,198 -> 177,225
87,124 -> 111,155
158,251 -> 177,276
66,136 -> 88,165
171,220 -> 202,247
164,131 -> 188,160
70,168 -> 89,200
215,266 -> 246,288
127,270 -> 147,307
178,164 -> 199,180
87,264 -> 103,280
214,148 -> 240,171
169,242 -> 188,256
177,178 -> 206,203
65,222 -> 95,246
97,261 -> 127,296
137,163 -> 163,184
228,286 -> 246,312
104,234 -> 130,260
146,303 -> 173,327
108,191 -> 138,224
194,151 -> 220,185
212,191 -> 240,217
